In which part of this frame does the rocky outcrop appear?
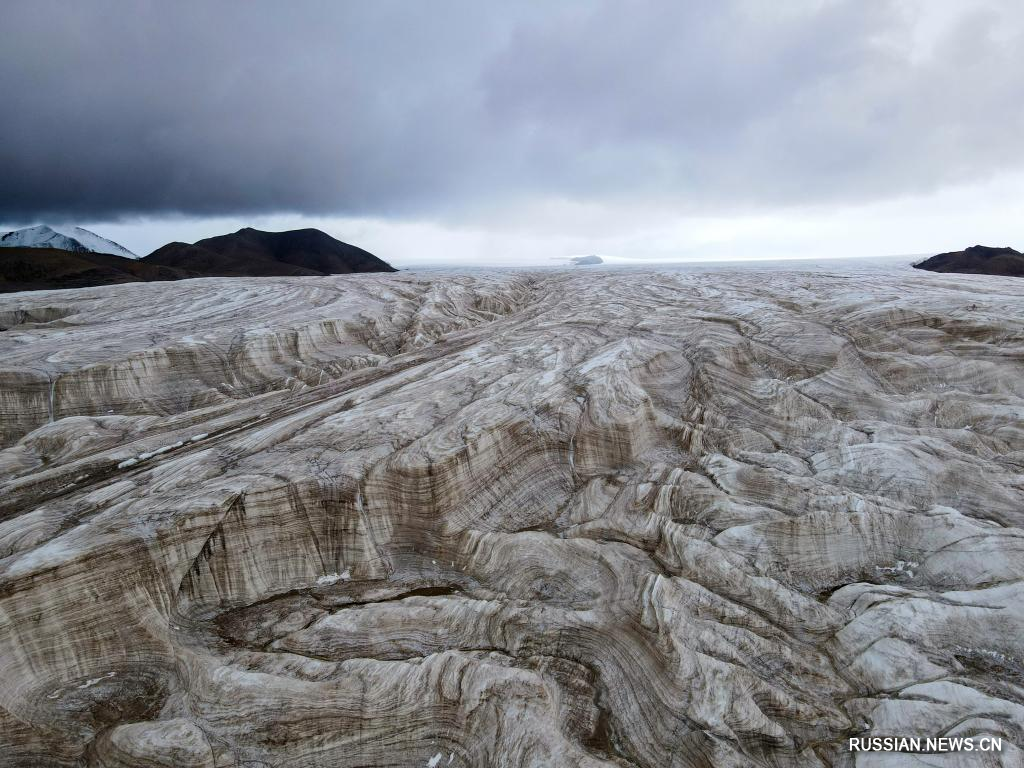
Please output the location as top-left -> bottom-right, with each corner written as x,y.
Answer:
0,247 -> 195,294
0,266 -> 1022,766
143,227 -> 397,276
914,245 -> 1024,277
0,228 -> 394,293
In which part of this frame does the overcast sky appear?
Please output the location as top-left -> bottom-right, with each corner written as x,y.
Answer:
1,0 -> 1022,265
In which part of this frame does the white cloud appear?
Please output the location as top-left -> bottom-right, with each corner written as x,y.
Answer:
1,0 -> 1021,263
74,169 -> 1023,266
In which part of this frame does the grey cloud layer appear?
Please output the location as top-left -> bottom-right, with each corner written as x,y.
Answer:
2,0 -> 1022,220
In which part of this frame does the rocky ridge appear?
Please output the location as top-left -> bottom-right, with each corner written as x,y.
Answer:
143,227 -> 397,277
913,245 -> 1024,277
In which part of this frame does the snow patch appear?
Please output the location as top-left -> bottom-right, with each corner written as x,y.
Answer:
119,440 -> 187,467
78,672 -> 116,689
875,559 -> 919,579
8,536 -> 80,577
427,753 -> 443,768
316,569 -> 351,586
0,225 -> 137,258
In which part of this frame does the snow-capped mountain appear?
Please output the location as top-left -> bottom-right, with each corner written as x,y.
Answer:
0,225 -> 138,259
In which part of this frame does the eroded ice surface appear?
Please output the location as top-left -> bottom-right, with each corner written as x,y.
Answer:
0,264 -> 1021,767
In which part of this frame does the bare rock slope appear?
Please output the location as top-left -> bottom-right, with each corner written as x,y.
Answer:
914,245 -> 1024,277
0,267 -> 1022,767
143,227 -> 397,277
0,247 -> 196,294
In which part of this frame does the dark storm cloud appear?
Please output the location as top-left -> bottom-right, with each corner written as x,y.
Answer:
1,0 -> 1023,221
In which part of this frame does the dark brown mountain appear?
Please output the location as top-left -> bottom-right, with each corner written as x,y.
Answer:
0,247 -> 197,293
143,228 -> 396,276
913,245 -> 1024,277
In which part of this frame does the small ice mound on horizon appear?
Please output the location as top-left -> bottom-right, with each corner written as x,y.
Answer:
571,254 -> 603,265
